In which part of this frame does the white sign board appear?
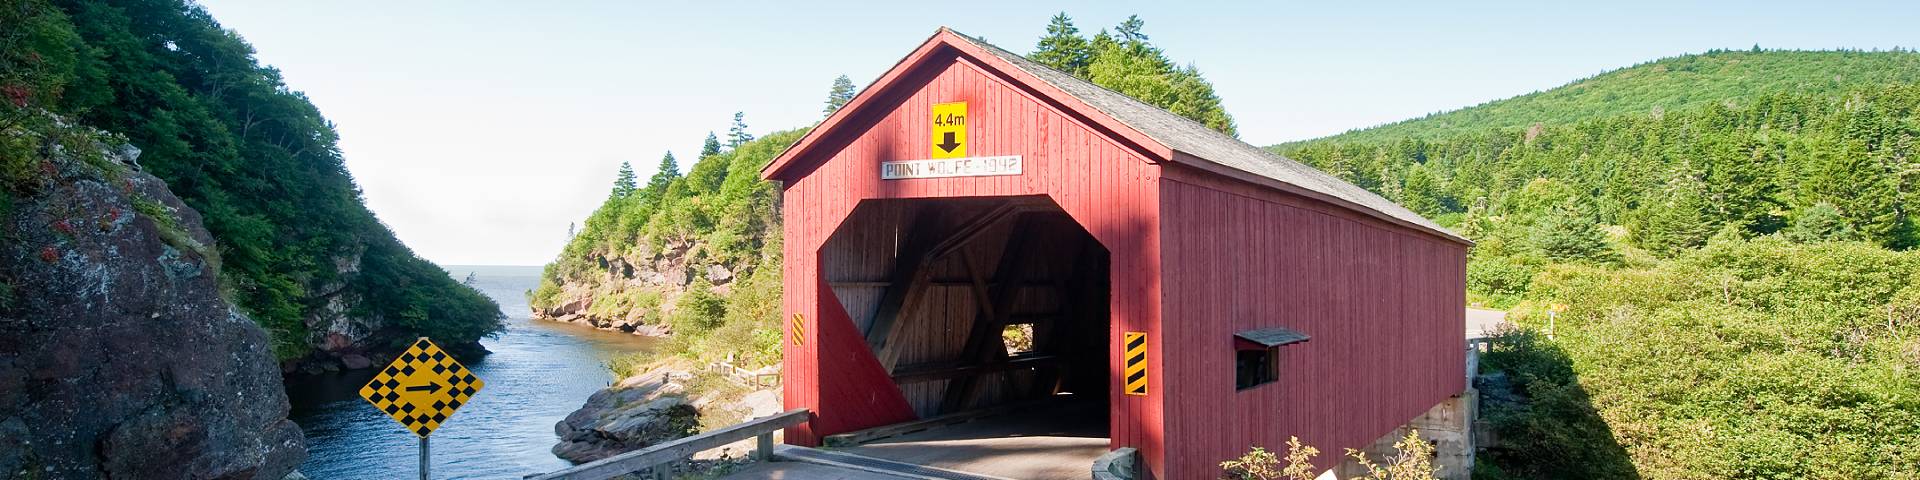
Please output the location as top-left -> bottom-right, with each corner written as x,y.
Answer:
881,155 -> 1022,180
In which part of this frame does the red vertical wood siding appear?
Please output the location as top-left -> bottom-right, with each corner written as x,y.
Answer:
775,50 -> 1167,474
1157,164 -> 1467,479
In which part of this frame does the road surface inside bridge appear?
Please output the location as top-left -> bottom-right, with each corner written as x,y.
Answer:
720,462 -> 910,479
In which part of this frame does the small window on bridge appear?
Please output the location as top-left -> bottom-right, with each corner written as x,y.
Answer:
1233,327 -> 1309,391
1236,348 -> 1276,390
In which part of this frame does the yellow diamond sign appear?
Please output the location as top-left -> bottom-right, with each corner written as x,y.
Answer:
359,337 -> 484,437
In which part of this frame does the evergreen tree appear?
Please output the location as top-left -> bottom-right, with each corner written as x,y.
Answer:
1031,13 -> 1093,77
1504,178 -> 1578,222
1399,163 -> 1447,217
1116,15 -> 1149,48
727,112 -> 753,148
1090,28 -> 1118,53
668,276 -> 726,333
611,161 -> 637,198
1531,210 -> 1617,263
1071,15 -> 1238,136
1801,138 -> 1903,246
1634,183 -> 1716,256
823,75 -> 856,116
1698,134 -> 1779,232
1784,202 -> 1858,243
701,132 -> 722,158
646,151 -> 681,201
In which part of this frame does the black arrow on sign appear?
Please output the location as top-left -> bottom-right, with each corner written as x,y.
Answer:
405,382 -> 443,394
936,132 -> 961,153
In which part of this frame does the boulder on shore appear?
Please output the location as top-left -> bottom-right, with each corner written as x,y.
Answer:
552,368 -> 701,463
0,140 -> 306,478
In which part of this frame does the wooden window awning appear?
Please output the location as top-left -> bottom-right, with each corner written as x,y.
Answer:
1235,327 -> 1310,349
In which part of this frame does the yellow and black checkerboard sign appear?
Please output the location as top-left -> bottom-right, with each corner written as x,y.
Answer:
790,313 -> 807,346
1123,331 -> 1147,396
359,337 -> 484,437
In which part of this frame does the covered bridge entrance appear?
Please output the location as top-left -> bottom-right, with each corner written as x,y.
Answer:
762,28 -> 1470,479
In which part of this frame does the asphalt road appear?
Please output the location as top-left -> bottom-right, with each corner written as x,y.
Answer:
1467,308 -> 1509,339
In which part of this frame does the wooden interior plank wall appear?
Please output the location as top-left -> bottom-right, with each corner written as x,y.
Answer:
822,202 -> 1103,418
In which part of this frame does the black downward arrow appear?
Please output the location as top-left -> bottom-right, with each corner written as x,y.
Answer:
936,132 -> 961,153
405,382 -> 444,394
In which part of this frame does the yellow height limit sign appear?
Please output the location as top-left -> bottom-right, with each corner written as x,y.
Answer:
931,101 -> 967,158
360,337 -> 484,479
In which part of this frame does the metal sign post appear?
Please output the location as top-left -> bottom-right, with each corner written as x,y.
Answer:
419,436 -> 430,480
1548,303 -> 1567,340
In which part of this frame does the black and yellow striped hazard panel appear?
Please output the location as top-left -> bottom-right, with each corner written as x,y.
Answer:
791,313 -> 807,346
1124,331 -> 1147,396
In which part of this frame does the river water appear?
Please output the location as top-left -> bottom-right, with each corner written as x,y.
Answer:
287,265 -> 655,479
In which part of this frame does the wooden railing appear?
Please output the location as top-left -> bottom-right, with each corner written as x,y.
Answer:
707,357 -> 779,388
1466,337 -> 1492,352
525,408 -> 809,480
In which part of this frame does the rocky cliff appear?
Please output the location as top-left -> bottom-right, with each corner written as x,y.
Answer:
534,237 -> 738,336
0,133 -> 307,478
529,130 -> 801,371
3,0 -> 503,377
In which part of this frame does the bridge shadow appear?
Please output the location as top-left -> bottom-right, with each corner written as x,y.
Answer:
1475,327 -> 1640,479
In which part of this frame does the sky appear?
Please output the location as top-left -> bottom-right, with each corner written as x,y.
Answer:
192,0 -> 1918,266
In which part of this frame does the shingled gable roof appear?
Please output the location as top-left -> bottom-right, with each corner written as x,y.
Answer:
762,28 -> 1469,245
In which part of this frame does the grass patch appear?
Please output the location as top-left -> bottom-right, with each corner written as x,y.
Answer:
131,196 -> 215,265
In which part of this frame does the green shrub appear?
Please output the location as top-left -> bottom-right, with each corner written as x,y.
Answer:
668,277 -> 725,335
1466,255 -> 1539,306
1480,237 -> 1920,479
605,351 -> 661,380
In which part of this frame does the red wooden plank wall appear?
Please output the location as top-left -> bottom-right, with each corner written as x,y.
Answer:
1157,164 -> 1468,479
777,50 -> 1167,473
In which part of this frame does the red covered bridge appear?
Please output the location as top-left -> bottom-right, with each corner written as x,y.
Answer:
761,28 -> 1470,479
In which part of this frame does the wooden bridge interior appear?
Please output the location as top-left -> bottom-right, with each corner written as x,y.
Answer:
823,196 -> 1112,420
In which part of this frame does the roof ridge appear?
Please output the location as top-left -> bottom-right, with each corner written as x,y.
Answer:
946,29 -> 1232,140
942,29 -> 1466,244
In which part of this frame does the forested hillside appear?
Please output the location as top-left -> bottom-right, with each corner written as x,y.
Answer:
530,117 -> 797,368
530,14 -> 1237,368
1,0 -> 500,364
1298,49 -> 1920,144
1276,51 -> 1920,478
